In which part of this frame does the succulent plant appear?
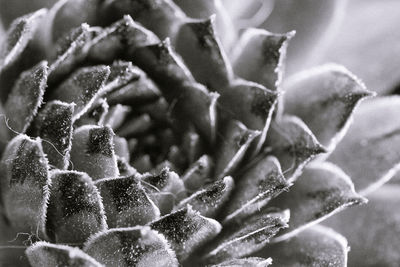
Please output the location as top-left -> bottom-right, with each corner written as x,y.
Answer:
0,0 -> 400,266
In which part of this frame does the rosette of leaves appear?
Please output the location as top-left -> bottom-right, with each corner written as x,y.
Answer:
0,1 -> 400,267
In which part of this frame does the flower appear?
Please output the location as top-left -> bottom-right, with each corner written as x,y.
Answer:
0,0 -> 399,266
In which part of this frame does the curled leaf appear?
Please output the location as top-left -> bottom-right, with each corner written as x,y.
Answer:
328,96 -> 400,194
70,125 -> 119,180
84,226 -> 178,267
270,162 -> 366,242
46,170 -> 107,244
26,241 -> 102,267
284,64 -> 374,149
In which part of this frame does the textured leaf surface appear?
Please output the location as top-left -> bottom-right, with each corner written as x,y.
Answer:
176,176 -> 234,218
255,224 -> 348,267
46,170 -> 107,244
26,242 -> 102,267
75,98 -> 109,127
231,28 -> 294,91
31,100 -> 74,169
150,206 -> 221,261
5,61 -> 47,133
270,162 -> 366,242
95,175 -> 160,228
223,156 -> 288,223
0,135 -> 49,236
203,210 -> 289,264
265,116 -> 326,181
211,257 -> 272,267
324,185 -> 400,267
328,96 -> 400,194
284,64 -> 374,149
70,125 -> 119,180
84,226 -> 178,267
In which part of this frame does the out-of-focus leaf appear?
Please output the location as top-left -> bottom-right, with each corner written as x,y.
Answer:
75,98 -> 109,127
5,61 -> 47,134
265,116 -> 326,181
113,136 -> 130,162
31,100 -> 74,170
175,176 -> 234,218
0,247 -> 30,267
95,175 -> 160,228
70,125 -> 119,180
181,155 -> 213,192
116,156 -> 138,177
211,257 -> 272,267
231,28 -> 294,91
175,16 -> 234,90
223,156 -> 289,223
103,104 -> 131,131
103,0 -> 186,40
181,127 -> 204,165
284,64 -> 374,150
322,0 -> 400,95
46,170 -> 107,244
270,162 -> 366,242
150,206 -> 222,262
117,114 -> 154,138
49,65 -> 110,120
261,0 -> 346,75
0,102 -> 8,152
26,241 -> 102,267
255,224 -> 348,267
84,226 -> 178,267
324,185 -> 400,267
203,210 -> 289,265
328,96 -> 400,194
0,135 -> 49,237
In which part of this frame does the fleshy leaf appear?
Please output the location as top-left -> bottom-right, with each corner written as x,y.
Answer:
214,120 -> 261,178
270,162 -> 366,242
26,241 -> 102,267
46,170 -> 107,244
103,104 -> 131,130
75,98 -> 109,127
116,156 -> 138,177
113,136 -> 130,162
284,64 -> 374,149
181,126 -> 204,165
84,226 -> 178,267
31,100 -> 74,169
95,175 -> 160,228
150,206 -> 222,262
175,16 -> 234,90
324,185 -> 400,267
328,96 -> 400,194
5,61 -> 47,133
231,28 -> 294,91
70,125 -> 119,180
175,176 -> 234,218
223,156 -> 289,223
117,114 -> 154,138
203,210 -> 289,264
265,116 -> 326,181
211,257 -> 272,267
255,224 -> 348,267
0,247 -> 30,267
49,65 -> 110,120
181,155 -> 214,192
0,135 -> 49,236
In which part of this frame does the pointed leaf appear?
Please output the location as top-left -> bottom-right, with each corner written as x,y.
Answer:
181,155 -> 214,192
324,185 -> 400,267
265,116 -> 326,181
255,224 -> 348,267
150,206 -> 222,261
31,100 -> 74,169
70,125 -> 119,180
116,156 -> 138,177
231,28 -> 294,91
5,61 -> 47,133
211,257 -> 272,267
270,162 -> 366,242
203,210 -> 289,264
328,96 -> 400,194
175,16 -> 234,89
46,170 -> 107,244
176,176 -> 234,218
0,135 -> 49,236
223,156 -> 289,223
26,242 -> 102,267
95,175 -> 160,228
84,226 -> 178,267
75,98 -> 109,127
284,64 -> 374,149
49,65 -> 110,120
